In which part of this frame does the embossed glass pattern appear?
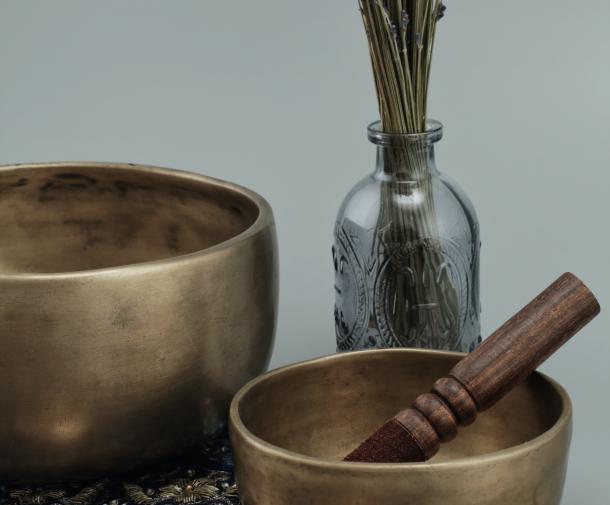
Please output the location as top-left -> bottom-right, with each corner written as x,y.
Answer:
333,121 -> 481,352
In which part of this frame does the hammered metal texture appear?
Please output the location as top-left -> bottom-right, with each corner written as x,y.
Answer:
230,350 -> 571,505
0,162 -> 278,482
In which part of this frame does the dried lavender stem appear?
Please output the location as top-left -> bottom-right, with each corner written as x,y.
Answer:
359,0 -> 461,348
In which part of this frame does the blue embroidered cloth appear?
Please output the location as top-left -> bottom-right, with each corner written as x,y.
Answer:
0,433 -> 241,505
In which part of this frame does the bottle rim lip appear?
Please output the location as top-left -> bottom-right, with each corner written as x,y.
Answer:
367,120 -> 443,146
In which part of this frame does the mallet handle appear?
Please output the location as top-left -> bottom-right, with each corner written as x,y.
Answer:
395,273 -> 600,460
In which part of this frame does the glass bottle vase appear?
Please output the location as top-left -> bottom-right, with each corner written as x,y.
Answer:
333,121 -> 481,352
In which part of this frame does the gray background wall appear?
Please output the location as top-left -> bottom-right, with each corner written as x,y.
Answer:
1,1 -> 608,502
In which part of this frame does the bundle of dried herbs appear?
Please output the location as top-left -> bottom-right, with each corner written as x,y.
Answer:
360,0 -> 462,349
359,0 -> 446,134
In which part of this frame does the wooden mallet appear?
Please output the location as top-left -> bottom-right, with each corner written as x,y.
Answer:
345,273 -> 600,463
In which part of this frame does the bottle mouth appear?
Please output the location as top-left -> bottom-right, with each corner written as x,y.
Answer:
367,120 -> 443,146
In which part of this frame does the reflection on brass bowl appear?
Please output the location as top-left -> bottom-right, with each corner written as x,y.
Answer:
0,162 -> 278,482
230,349 -> 571,505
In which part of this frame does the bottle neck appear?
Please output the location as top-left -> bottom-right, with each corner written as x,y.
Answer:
373,141 -> 438,181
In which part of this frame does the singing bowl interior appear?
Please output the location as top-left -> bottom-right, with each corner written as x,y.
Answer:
0,163 -> 259,274
230,350 -> 571,505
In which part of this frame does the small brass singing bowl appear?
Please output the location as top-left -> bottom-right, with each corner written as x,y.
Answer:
0,162 -> 278,482
230,349 -> 572,505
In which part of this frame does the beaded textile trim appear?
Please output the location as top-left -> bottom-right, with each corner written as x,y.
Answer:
0,433 -> 241,505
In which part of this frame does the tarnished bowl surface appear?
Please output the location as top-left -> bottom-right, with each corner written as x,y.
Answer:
230,349 -> 571,505
0,162 -> 278,482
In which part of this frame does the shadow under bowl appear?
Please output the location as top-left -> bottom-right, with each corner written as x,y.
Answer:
0,162 -> 278,482
230,349 -> 571,505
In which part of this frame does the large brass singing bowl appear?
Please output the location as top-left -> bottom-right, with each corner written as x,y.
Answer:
0,162 -> 278,482
230,349 -> 572,505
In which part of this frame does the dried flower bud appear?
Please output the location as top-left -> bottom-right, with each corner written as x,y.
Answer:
400,10 -> 410,29
415,32 -> 423,48
391,23 -> 399,40
438,3 -> 447,20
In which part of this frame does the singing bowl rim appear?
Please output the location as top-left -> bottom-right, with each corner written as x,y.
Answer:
0,161 -> 273,281
229,348 -> 572,472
